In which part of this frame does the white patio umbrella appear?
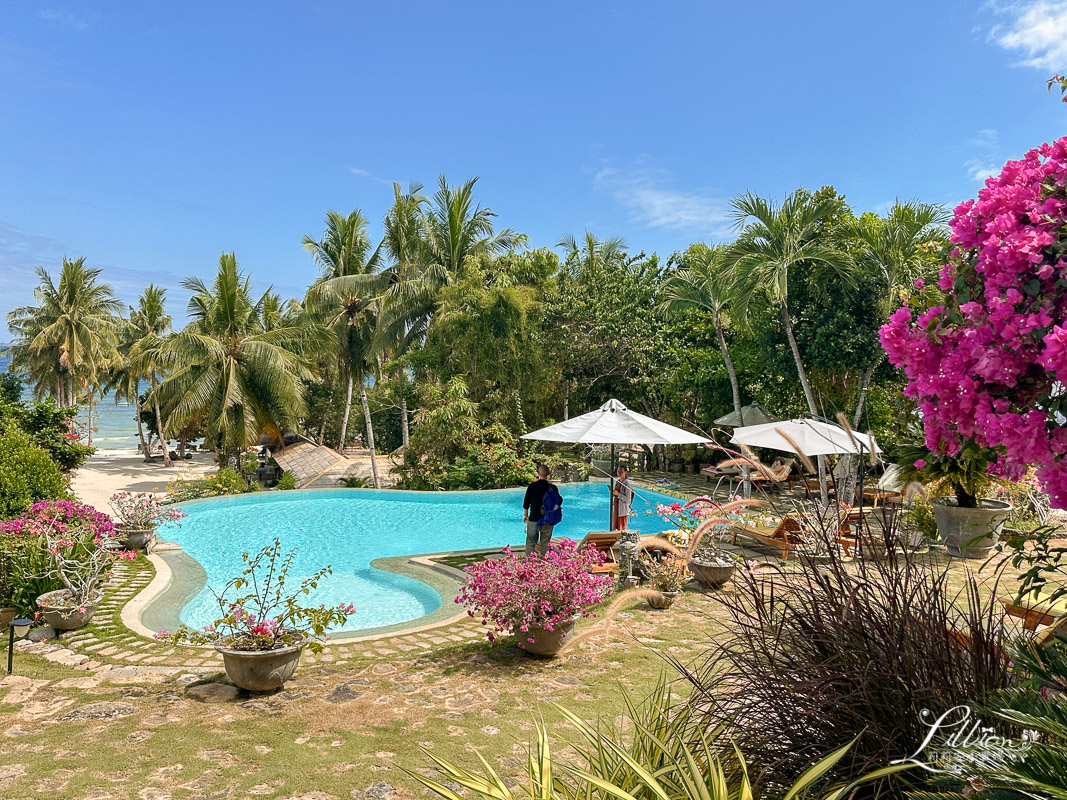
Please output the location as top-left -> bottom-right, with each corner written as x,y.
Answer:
714,403 -> 778,428
522,399 -> 710,527
730,418 -> 880,457
731,418 -> 880,505
522,399 -> 711,446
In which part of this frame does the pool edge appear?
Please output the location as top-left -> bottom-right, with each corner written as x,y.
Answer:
126,545 -> 501,643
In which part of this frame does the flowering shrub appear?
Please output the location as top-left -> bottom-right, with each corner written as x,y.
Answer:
38,528 -> 136,607
0,499 -> 115,545
456,539 -> 611,646
880,136 -> 1067,508
166,467 -> 256,501
109,491 -> 186,530
154,539 -> 354,653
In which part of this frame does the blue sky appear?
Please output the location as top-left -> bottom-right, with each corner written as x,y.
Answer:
2,1 -> 1066,333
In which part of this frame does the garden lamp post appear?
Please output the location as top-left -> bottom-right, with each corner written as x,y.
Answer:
7,618 -> 33,674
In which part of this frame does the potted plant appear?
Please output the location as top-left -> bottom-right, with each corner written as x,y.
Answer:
155,539 -> 355,692
641,555 -> 688,608
109,491 -> 186,550
456,539 -> 612,657
655,498 -> 742,589
893,442 -> 1011,558
36,530 -> 135,630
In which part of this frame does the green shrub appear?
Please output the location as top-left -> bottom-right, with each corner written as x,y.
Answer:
0,427 -> 71,518
276,471 -> 297,490
0,397 -> 94,471
0,534 -> 62,615
166,467 -> 257,502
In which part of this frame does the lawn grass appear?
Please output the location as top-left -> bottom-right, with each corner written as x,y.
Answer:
0,587 -> 725,799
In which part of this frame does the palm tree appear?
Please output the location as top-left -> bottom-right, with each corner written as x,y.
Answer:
127,285 -> 173,466
729,190 -> 854,501
557,231 -> 630,278
303,210 -> 392,488
6,257 -> 121,406
849,201 -> 948,426
660,243 -> 743,424
105,316 -> 151,461
156,253 -> 326,463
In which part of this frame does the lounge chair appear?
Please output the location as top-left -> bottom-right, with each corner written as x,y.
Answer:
731,514 -> 806,560
749,459 -> 797,491
1002,588 -> 1067,643
576,531 -> 621,574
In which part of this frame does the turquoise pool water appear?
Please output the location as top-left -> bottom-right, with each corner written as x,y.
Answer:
168,483 -> 681,634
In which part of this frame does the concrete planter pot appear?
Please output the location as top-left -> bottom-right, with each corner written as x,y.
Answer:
688,558 -> 736,589
647,591 -> 680,609
517,617 -> 577,657
36,589 -> 102,631
215,635 -> 306,692
0,606 -> 17,631
115,524 -> 157,551
932,499 -> 1012,559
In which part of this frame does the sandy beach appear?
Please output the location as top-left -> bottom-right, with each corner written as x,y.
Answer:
71,449 -> 217,510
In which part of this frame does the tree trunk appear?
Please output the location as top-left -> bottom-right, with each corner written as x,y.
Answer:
150,373 -> 171,467
86,388 -> 94,446
134,393 -> 150,462
360,380 -> 381,489
714,312 -> 750,495
339,373 -> 354,451
837,356 -> 883,507
317,420 -> 327,446
400,397 -> 410,449
781,305 -> 827,504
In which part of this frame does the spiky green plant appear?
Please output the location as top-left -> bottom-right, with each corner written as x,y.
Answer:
410,678 -> 913,800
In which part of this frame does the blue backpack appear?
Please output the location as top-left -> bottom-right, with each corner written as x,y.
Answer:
537,484 -> 563,528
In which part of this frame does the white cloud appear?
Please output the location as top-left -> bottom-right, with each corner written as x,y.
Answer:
965,158 -> 1000,182
37,9 -> 89,31
990,1 -> 1067,70
594,164 -> 731,235
348,167 -> 369,177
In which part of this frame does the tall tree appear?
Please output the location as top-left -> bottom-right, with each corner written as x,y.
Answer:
127,285 -> 173,466
6,257 -> 121,406
157,253 -> 325,463
660,244 -> 743,426
304,211 -> 392,487
729,190 -> 854,500
849,201 -> 948,427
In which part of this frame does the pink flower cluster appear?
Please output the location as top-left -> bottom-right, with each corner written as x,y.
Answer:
880,136 -> 1067,507
1,500 -> 115,544
456,539 -> 611,647
109,492 -> 185,530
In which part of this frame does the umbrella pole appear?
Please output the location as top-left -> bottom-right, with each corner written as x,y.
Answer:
609,443 -> 616,530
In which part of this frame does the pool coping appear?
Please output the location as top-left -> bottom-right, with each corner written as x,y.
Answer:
127,543 -> 507,643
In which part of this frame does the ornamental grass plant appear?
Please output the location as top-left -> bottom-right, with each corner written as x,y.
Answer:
455,538 -> 612,647
667,509 -> 1014,797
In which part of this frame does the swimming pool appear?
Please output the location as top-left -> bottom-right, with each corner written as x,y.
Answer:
167,482 -> 681,634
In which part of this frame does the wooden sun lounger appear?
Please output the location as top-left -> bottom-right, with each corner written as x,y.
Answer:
731,515 -> 805,560
1002,589 -> 1067,644
576,531 -> 621,574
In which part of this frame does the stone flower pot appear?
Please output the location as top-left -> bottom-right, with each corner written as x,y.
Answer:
0,606 -> 17,631
932,499 -> 1012,559
647,591 -> 680,609
115,523 -> 157,551
688,557 -> 736,589
36,589 -> 102,631
517,616 -> 577,657
215,636 -> 306,692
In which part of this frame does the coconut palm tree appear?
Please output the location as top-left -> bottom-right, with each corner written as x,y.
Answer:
660,243 -> 743,424
729,190 -> 854,501
156,253 -> 326,464
303,210 -> 393,488
127,285 -> 173,466
849,201 -> 949,427
105,317 -> 152,460
6,257 -> 121,406
557,231 -> 630,278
